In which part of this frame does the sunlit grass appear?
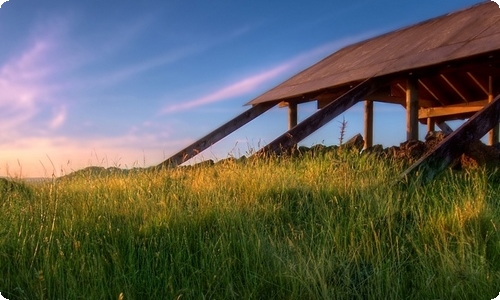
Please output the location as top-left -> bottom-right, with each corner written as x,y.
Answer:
0,150 -> 499,299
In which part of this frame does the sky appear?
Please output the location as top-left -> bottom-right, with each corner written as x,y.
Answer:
0,0 -> 493,178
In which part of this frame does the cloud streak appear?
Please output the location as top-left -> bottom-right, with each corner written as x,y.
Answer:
160,34 -> 373,114
161,63 -> 290,114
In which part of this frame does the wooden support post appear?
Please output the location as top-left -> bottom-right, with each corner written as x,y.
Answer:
488,76 -> 499,145
427,118 -> 435,133
157,101 -> 278,168
364,100 -> 373,149
257,78 -> 383,156
288,102 -> 298,151
406,76 -> 419,141
401,93 -> 500,182
288,102 -> 298,130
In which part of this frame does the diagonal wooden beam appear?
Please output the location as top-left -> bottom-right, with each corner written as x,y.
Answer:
157,101 -> 278,168
436,121 -> 453,135
466,72 -> 489,97
401,93 -> 500,182
440,74 -> 468,103
257,78 -> 385,156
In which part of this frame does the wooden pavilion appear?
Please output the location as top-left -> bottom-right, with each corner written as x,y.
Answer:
159,1 -> 500,179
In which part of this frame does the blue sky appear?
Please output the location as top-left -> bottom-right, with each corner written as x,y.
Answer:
0,0 -> 488,177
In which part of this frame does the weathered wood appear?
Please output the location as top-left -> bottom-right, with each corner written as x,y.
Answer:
288,102 -> 298,130
427,118 -> 435,133
436,121 -> 453,135
488,76 -> 499,145
157,101 -> 277,168
258,78 -> 383,156
401,93 -> 500,182
406,76 -> 419,141
364,100 -> 374,149
418,100 -> 488,119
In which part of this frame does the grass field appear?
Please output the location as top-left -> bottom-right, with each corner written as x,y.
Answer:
1,149 -> 499,299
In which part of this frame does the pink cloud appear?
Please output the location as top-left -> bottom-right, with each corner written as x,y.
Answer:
0,130 -> 190,177
0,39 -> 57,132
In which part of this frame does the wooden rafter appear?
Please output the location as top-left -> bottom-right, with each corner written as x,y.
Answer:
440,74 -> 468,103
417,78 -> 453,106
418,79 -> 442,105
467,72 -> 489,96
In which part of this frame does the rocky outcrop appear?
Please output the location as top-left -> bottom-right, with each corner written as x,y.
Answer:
364,131 -> 500,169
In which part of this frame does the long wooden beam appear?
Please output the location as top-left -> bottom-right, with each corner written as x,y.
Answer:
258,78 -> 383,156
157,101 -> 278,168
436,121 -> 453,135
401,93 -> 500,182
418,100 -> 488,119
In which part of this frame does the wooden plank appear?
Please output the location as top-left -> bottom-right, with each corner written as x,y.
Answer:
401,93 -> 500,182
157,101 -> 278,167
258,78 -> 383,156
406,76 -> 419,141
364,100 -> 374,149
418,100 -> 488,119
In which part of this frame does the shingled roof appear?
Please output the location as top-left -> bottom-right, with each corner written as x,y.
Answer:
248,1 -> 500,106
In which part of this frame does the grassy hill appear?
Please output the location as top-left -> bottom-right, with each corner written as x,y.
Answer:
0,149 -> 499,299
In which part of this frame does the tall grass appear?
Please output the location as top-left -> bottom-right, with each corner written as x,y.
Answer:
0,150 -> 499,299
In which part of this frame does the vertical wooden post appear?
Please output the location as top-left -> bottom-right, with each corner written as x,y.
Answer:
427,118 -> 435,133
406,76 -> 419,141
288,102 -> 298,130
364,100 -> 373,149
488,76 -> 499,145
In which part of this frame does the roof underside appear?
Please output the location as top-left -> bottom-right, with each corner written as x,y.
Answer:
248,1 -> 500,106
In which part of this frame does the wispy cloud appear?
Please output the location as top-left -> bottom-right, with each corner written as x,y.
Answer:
160,34 -> 374,114
161,63 -> 291,114
0,37 -> 58,135
87,46 -> 199,88
82,24 -> 257,89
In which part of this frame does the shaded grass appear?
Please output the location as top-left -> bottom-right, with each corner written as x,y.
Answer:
0,150 -> 499,299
